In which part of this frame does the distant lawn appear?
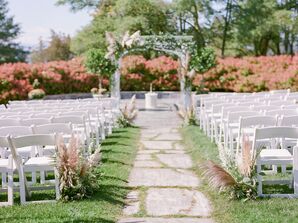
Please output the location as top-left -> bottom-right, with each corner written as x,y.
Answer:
0,127 -> 140,223
181,126 -> 298,223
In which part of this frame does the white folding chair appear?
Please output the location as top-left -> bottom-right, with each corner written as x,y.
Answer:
265,109 -> 298,122
8,134 -> 60,204
236,115 -> 277,156
0,119 -> 21,127
0,126 -> 34,159
52,116 -> 90,150
21,118 -> 51,126
0,136 -> 14,206
252,127 -> 298,197
226,111 -> 259,156
33,123 -> 73,156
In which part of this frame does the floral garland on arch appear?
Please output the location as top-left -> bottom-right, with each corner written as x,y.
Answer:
103,31 -> 216,110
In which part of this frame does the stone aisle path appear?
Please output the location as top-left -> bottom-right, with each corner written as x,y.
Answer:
118,109 -> 214,223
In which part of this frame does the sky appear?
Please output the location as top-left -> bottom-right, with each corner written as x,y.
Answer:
7,0 -> 92,49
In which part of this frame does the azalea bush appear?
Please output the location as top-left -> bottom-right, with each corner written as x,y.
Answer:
121,55 -> 180,91
1,54 -> 298,104
195,54 -> 298,92
0,58 -> 108,104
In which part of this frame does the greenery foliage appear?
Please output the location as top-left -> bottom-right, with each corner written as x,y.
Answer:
59,0 -> 298,57
28,89 -> 46,100
85,48 -> 116,78
30,31 -> 73,63
0,128 -> 140,222
182,126 -> 298,223
0,0 -> 27,64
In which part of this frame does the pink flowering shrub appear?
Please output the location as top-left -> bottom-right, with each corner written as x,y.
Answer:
196,55 -> 298,92
0,58 -> 105,103
1,54 -> 297,104
121,55 -> 179,91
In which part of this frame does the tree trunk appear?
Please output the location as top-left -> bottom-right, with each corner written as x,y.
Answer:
191,0 -> 205,48
221,0 -> 232,58
98,76 -> 102,89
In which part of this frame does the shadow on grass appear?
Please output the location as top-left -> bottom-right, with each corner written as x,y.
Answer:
0,216 -> 114,223
101,158 -> 133,166
100,149 -> 132,155
101,142 -> 130,147
108,135 -> 130,139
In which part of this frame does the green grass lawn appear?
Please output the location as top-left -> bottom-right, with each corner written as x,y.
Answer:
181,126 -> 298,223
0,127 -> 140,223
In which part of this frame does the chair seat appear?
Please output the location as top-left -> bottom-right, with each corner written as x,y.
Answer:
25,157 -> 54,168
258,149 -> 293,165
5,146 -> 33,158
0,159 -> 9,168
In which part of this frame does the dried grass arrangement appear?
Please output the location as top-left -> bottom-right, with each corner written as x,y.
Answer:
117,95 -> 138,128
56,135 -> 101,201
200,135 -> 257,200
177,105 -> 197,126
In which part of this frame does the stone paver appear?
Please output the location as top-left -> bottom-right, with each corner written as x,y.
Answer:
146,188 -> 212,217
119,104 -> 213,223
128,168 -> 199,187
119,218 -> 215,223
142,141 -> 174,150
156,154 -> 193,169
123,191 -> 140,216
154,133 -> 183,141
136,154 -> 153,161
164,150 -> 186,154
138,150 -> 160,154
134,160 -> 162,168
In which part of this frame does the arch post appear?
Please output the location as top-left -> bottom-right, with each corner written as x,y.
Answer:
110,57 -> 122,109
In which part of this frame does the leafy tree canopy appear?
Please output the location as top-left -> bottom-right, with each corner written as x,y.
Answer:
31,31 -> 73,63
0,0 -> 27,64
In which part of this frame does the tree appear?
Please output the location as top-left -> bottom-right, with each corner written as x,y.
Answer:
84,48 -> 116,89
69,0 -> 174,55
56,0 -> 101,11
172,0 -> 213,49
0,0 -> 27,64
233,0 -> 292,56
31,31 -> 73,63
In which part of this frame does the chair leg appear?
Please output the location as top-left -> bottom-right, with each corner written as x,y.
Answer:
95,130 -> 99,146
257,164 -> 263,196
54,168 -> 60,200
100,124 -> 105,141
18,170 -> 27,204
7,170 -> 13,205
31,171 -> 36,184
2,172 -> 7,187
40,171 -> 45,184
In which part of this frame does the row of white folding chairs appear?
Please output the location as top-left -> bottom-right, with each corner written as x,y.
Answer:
4,103 -> 117,135
217,108 -> 298,152
0,114 -> 91,148
236,115 -> 298,156
223,111 -> 298,157
7,98 -> 118,110
0,133 -> 61,205
0,124 -> 73,160
200,99 -> 298,151
1,106 -> 113,145
199,97 -> 297,139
